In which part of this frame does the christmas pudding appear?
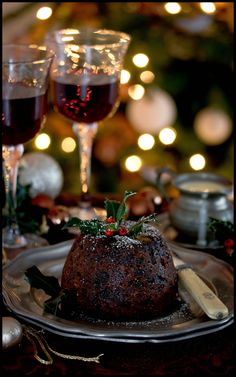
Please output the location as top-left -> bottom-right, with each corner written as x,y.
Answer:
61,192 -> 179,321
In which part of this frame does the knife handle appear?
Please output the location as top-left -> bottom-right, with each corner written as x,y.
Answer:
178,268 -> 229,320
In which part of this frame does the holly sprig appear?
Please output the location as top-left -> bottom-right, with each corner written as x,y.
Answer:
208,217 -> 234,256
64,191 -> 159,238
25,265 -> 67,316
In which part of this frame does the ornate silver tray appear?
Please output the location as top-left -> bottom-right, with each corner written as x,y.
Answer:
2,239 -> 234,343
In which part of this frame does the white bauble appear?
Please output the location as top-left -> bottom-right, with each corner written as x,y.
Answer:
194,108 -> 233,145
2,317 -> 23,350
126,88 -> 177,134
19,152 -> 64,198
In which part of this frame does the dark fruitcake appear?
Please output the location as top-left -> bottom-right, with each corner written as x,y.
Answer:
61,222 -> 178,321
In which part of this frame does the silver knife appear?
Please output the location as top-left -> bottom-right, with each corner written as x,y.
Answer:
172,253 -> 229,320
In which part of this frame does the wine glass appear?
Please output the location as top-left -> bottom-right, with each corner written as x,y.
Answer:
2,44 -> 54,249
45,28 -> 131,219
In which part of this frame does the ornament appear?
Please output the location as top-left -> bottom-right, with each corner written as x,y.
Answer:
175,15 -> 212,33
19,152 -> 64,199
2,317 -> 23,350
126,88 -> 177,134
193,108 -> 233,145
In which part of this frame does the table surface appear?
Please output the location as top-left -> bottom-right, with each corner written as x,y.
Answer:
1,307 -> 235,376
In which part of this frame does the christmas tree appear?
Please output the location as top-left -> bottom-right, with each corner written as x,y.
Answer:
3,2 -> 234,195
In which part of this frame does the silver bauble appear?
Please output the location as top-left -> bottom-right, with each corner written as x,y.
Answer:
19,152 -> 64,199
2,317 -> 23,350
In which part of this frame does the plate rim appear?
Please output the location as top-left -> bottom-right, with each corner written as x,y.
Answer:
2,240 -> 234,343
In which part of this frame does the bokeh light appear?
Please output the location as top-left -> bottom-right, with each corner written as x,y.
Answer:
138,134 -> 155,150
140,70 -> 155,83
200,3 -> 216,14
189,154 -> 206,170
34,133 -> 51,150
132,53 -> 149,68
128,84 -> 145,100
61,137 -> 76,153
120,69 -> 131,84
36,7 -> 53,20
125,155 -> 142,172
164,3 -> 182,15
159,127 -> 177,145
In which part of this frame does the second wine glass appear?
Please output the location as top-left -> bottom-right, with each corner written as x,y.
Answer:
46,28 -> 131,219
2,44 -> 54,249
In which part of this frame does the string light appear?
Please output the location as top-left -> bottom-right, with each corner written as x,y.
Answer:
120,69 -> 131,84
132,53 -> 149,68
200,3 -> 216,14
189,154 -> 206,170
36,6 -> 53,20
138,134 -> 155,150
164,3 -> 182,15
34,133 -> 51,150
128,84 -> 145,100
159,127 -> 177,145
61,137 -> 76,153
140,71 -> 155,83
125,155 -> 142,172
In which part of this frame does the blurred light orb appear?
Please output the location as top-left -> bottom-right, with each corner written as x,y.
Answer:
175,15 -> 212,33
128,84 -> 145,100
140,71 -> 155,83
193,108 -> 233,145
164,2 -> 182,14
61,137 -> 76,153
34,133 -> 51,150
120,69 -> 131,84
200,3 -> 216,14
127,88 -> 177,134
138,134 -> 155,150
125,155 -> 142,172
159,127 -> 177,145
189,154 -> 206,171
132,53 -> 149,68
36,6 -> 52,20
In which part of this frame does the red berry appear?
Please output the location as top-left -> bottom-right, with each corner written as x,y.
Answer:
106,216 -> 116,224
224,239 -> 234,248
118,226 -> 128,236
105,228 -> 114,237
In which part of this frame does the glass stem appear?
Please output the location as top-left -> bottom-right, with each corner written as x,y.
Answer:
72,122 -> 98,205
2,144 -> 27,248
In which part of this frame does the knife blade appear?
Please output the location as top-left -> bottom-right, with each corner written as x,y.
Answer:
172,253 -> 229,320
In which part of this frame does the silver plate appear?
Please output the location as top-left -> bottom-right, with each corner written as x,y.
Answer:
2,239 -> 234,343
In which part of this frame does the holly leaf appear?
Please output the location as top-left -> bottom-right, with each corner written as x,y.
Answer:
207,217 -> 234,242
25,265 -> 61,297
104,199 -> 120,219
63,218 -> 105,235
116,191 -> 136,225
128,214 -> 159,238
44,290 -> 68,316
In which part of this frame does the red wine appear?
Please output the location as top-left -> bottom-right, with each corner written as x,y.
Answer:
2,85 -> 48,146
51,74 -> 119,123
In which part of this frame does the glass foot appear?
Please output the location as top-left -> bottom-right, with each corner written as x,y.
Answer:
2,228 -> 49,250
2,227 -> 27,249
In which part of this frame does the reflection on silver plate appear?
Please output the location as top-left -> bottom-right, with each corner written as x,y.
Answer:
2,239 -> 234,343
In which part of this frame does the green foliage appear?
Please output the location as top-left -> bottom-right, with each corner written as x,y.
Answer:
25,266 -> 61,297
24,265 -> 67,317
207,217 -> 234,244
64,191 -> 159,238
2,181 -> 41,234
